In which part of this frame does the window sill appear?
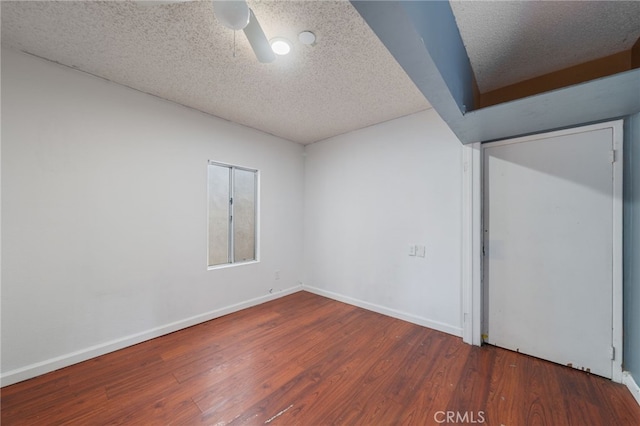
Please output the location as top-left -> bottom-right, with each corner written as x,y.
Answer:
207,260 -> 260,271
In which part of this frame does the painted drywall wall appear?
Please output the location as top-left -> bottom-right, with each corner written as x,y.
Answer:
624,112 -> 640,383
303,110 -> 463,336
1,49 -> 305,384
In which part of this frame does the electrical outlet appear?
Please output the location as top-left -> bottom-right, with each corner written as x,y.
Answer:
274,270 -> 280,280
409,245 -> 416,256
416,245 -> 426,258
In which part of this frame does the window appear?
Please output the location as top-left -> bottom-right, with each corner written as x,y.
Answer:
208,161 -> 258,267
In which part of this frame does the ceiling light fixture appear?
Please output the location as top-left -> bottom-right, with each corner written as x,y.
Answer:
298,31 -> 316,45
270,38 -> 291,55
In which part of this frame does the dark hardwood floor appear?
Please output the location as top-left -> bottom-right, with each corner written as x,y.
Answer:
2,291 -> 639,425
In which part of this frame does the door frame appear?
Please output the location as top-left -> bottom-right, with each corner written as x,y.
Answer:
461,120 -> 623,382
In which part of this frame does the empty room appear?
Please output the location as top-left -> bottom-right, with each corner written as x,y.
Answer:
2,1 -> 640,424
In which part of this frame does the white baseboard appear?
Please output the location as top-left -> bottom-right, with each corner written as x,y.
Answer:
302,285 -> 462,338
1,285 -> 302,387
623,371 -> 640,407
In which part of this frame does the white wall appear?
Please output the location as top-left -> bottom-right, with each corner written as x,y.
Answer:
1,49 -> 305,384
624,112 -> 640,393
303,110 -> 464,335
2,48 -> 466,386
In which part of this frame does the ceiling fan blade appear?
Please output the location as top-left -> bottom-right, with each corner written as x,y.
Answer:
243,9 -> 275,63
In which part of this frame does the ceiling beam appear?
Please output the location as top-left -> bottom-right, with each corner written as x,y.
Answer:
352,1 -> 640,144
350,1 -> 472,120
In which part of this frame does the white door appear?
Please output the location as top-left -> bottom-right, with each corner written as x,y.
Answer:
484,123 -> 621,379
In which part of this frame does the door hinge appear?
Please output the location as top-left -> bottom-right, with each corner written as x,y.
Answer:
610,346 -> 615,361
609,150 -> 616,163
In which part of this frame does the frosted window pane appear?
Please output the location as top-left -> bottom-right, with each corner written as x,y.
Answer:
208,164 -> 230,266
233,169 -> 256,262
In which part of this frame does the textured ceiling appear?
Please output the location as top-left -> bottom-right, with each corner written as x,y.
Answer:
450,0 -> 640,93
1,0 -> 430,145
3,1 -> 638,144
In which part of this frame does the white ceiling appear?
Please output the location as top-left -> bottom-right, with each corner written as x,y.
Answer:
2,1 -> 638,144
1,0 -> 430,145
450,0 -> 640,93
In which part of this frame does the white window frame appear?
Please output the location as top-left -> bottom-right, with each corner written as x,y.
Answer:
207,160 -> 260,269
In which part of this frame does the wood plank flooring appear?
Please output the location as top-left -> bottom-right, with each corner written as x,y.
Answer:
2,291 -> 639,425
